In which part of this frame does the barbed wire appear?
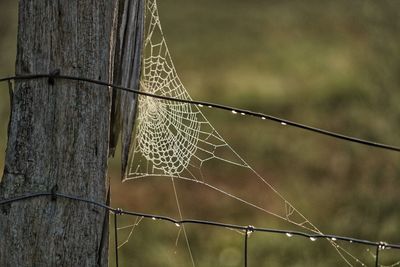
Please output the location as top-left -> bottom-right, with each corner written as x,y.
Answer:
1,72 -> 399,153
0,192 -> 398,267
1,72 -> 399,266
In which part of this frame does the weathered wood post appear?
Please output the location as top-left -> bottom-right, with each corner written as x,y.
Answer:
110,0 -> 145,178
0,0 -> 144,266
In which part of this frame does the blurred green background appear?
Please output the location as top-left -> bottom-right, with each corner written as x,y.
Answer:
1,0 -> 399,266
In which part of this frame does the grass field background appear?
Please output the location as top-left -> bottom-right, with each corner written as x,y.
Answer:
0,1 -> 399,266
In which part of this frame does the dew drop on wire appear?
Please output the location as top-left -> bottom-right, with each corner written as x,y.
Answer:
261,117 -> 266,120
286,233 -> 293,237
232,110 -> 237,114
310,237 -> 317,241
151,217 -> 157,221
198,104 -> 204,107
281,122 -> 287,126
331,237 -> 337,241
175,223 -> 181,227
240,112 -> 245,116
246,225 -> 255,236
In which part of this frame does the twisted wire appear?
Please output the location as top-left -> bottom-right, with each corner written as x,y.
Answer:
1,73 -> 399,153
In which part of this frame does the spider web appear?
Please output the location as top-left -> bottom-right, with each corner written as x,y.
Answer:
122,0 -> 369,266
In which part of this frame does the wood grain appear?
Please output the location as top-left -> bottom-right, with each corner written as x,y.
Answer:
0,1 -> 115,266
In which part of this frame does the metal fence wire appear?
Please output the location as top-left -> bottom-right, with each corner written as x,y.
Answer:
1,73 -> 400,266
0,192 -> 399,267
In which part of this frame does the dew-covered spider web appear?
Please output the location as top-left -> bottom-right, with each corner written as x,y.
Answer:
121,0 -> 376,266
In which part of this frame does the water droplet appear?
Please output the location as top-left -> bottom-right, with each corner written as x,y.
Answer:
349,240 -> 353,243
331,237 -> 337,241
232,110 -> 237,114
379,242 -> 388,250
281,122 -> 287,126
245,225 -> 255,237
198,104 -> 204,107
247,225 -> 255,233
175,223 -> 181,227
208,105 -> 212,108
151,217 -> 157,221
286,233 -> 293,237
310,237 -> 317,242
261,117 -> 266,120
240,112 -> 245,116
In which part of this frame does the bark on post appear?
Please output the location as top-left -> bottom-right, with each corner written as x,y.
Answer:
0,1 -> 117,266
110,0 -> 145,179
